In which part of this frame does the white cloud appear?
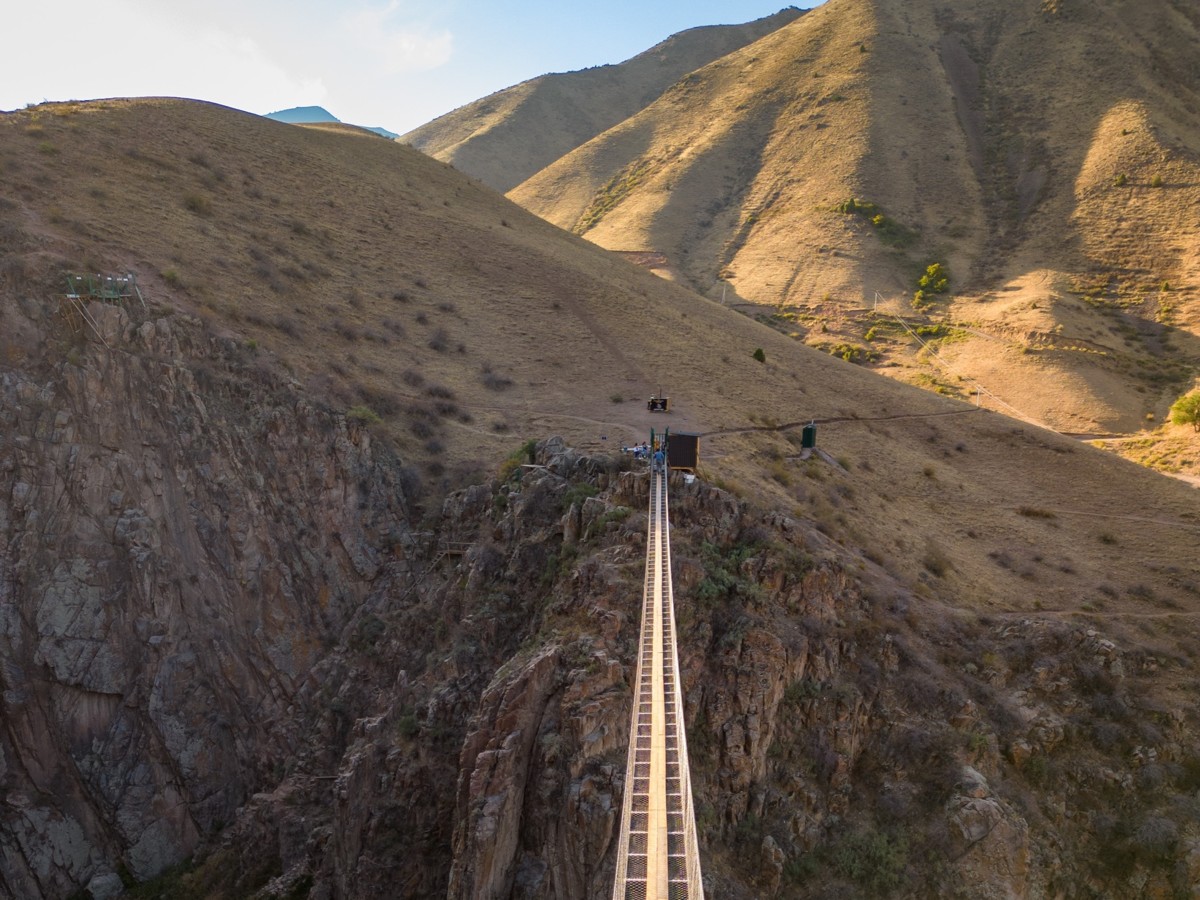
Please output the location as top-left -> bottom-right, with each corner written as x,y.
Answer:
3,0 -> 459,129
341,1 -> 454,75
2,0 -> 326,114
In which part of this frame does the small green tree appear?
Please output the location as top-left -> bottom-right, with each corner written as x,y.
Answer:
1170,392 -> 1200,432
752,347 -> 766,363
346,405 -> 382,424
918,262 -> 950,294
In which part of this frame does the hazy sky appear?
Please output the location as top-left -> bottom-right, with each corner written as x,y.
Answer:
4,1 -> 823,135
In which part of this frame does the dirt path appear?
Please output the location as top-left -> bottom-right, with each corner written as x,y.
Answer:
1064,434 -> 1200,489
1001,505 -> 1200,532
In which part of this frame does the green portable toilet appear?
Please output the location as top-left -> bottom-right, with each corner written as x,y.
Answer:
801,422 -> 817,449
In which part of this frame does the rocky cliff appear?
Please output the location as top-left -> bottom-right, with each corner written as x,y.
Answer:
0,292 -> 414,897
142,439 -> 1200,898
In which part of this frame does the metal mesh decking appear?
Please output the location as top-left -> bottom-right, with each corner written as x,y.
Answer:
612,469 -> 704,900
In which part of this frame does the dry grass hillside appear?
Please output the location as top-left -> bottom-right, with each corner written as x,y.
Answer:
4,97 -> 1200,895
400,8 -> 804,193
1,96 -> 1196,621
496,0 -> 1200,446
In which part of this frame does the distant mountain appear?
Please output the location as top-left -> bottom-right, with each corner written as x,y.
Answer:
265,106 -> 397,139
264,105 -> 340,124
362,124 -> 399,140
401,7 -> 806,193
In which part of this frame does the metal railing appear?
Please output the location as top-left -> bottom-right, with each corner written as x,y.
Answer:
612,468 -> 704,900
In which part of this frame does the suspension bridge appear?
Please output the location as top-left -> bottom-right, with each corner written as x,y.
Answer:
611,459 -> 704,899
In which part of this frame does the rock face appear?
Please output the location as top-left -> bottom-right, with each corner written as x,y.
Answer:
0,301 -> 411,895
2,300 -> 1199,899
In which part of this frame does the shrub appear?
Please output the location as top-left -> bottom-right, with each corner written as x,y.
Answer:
1132,816 -> 1178,861
1151,174 -> 1164,188
918,262 -> 950,294
273,315 -> 299,337
820,343 -> 878,364
182,193 -> 211,216
561,482 -> 599,511
752,347 -> 766,363
835,198 -> 878,216
480,364 -> 513,391
694,541 -> 764,606
835,197 -> 914,246
830,829 -> 908,892
498,439 -> 538,481
1114,173 -> 1127,187
1169,392 -> 1200,432
346,405 -> 382,424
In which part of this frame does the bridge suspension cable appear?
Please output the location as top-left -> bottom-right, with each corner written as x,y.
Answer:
612,466 -> 704,900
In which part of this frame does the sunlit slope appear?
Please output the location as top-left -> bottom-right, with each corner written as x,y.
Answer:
508,0 -> 1200,434
400,8 -> 804,193
1,97 -> 1197,617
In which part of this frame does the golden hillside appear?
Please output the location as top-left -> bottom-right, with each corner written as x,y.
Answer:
2,95 -> 1196,616
496,0 -> 1200,446
400,8 -> 804,193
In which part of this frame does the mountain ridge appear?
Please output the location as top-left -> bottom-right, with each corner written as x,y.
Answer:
266,103 -> 399,139
400,7 -> 806,193
412,0 -> 1200,453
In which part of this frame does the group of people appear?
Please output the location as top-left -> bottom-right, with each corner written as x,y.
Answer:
622,442 -> 667,472
625,441 -> 651,460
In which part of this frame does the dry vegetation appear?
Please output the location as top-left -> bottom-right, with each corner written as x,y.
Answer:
1,95 -> 1197,619
465,0 -> 1200,452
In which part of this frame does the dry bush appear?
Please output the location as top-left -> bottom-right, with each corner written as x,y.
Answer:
273,316 -> 298,337
355,385 -> 401,417
481,363 -> 513,391
182,192 -> 211,216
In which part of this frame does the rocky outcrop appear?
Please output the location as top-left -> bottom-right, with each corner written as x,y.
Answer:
0,300 -> 412,895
